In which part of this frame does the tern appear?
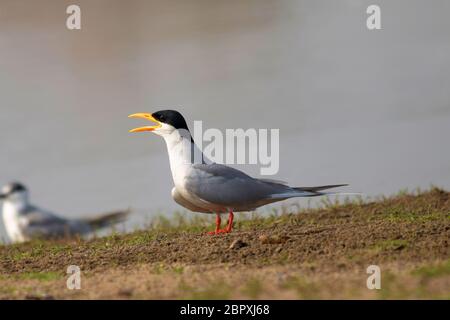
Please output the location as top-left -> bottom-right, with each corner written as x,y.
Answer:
129,110 -> 348,234
0,182 -> 129,243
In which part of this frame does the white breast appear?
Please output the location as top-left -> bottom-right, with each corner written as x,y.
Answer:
162,130 -> 196,189
2,202 -> 26,243
168,142 -> 192,188
161,128 -> 220,212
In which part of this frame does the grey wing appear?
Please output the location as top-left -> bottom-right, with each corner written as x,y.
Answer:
20,206 -> 89,239
185,163 -> 295,209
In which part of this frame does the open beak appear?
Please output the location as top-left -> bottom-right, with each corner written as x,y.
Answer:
128,113 -> 162,133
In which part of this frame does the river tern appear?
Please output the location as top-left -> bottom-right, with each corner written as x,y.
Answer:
0,182 -> 129,243
129,110 -> 347,234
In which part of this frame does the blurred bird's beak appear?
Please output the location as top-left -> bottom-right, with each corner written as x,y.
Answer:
0,193 -> 5,200
128,113 -> 162,133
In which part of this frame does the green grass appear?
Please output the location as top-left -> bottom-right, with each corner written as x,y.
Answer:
280,276 -> 320,299
1,187 -> 448,270
0,188 -> 448,299
179,279 -> 231,300
371,239 -> 409,252
242,278 -> 264,299
0,189 -> 443,267
172,266 -> 184,274
377,261 -> 450,299
413,259 -> 450,278
18,271 -> 61,282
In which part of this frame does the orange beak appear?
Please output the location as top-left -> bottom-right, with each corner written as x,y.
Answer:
128,113 -> 162,133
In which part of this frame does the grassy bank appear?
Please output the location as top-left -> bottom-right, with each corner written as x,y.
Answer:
0,188 -> 449,299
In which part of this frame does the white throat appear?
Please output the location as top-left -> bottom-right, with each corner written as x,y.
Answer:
159,128 -> 206,187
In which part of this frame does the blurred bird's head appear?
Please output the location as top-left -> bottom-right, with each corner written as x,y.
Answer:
0,182 -> 29,204
128,110 -> 190,138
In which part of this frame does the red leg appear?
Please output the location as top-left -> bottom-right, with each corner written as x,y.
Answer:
217,211 -> 234,234
207,211 -> 234,235
225,211 -> 234,233
207,214 -> 221,235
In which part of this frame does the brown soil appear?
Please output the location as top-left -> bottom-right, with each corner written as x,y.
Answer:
0,189 -> 449,299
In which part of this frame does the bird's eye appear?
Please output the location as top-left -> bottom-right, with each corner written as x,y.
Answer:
159,115 -> 165,121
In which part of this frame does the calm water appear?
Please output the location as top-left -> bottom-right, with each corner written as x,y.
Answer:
1,0 -> 449,241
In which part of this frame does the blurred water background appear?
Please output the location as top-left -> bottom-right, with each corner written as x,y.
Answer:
1,0 -> 449,241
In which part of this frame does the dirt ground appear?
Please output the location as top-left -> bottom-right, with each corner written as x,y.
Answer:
0,188 -> 449,299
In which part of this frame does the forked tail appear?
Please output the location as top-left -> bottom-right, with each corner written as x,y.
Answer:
269,183 -> 350,199
294,184 -> 349,195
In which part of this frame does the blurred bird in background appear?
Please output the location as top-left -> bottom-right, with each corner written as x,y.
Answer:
0,182 -> 129,243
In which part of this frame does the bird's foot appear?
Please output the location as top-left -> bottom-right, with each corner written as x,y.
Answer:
206,212 -> 234,235
206,228 -> 231,235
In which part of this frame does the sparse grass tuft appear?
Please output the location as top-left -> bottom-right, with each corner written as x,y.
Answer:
242,277 -> 264,299
179,279 -> 231,300
371,239 -> 409,252
281,276 -> 319,299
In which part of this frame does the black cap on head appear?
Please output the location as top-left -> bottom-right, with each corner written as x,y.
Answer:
152,110 -> 190,131
0,182 -> 27,198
